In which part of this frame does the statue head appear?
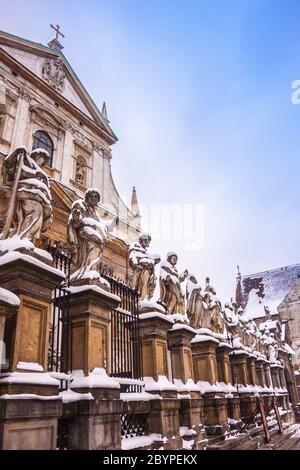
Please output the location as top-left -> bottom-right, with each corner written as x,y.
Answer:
139,232 -> 151,249
31,148 -> 49,167
188,274 -> 198,285
85,188 -> 101,207
167,252 -> 178,266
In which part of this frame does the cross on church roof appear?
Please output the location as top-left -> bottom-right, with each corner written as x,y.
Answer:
48,24 -> 65,51
50,24 -> 65,41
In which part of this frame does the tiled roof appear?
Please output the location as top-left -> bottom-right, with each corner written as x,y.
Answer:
241,263 -> 300,319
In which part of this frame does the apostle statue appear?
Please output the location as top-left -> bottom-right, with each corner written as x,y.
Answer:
223,301 -> 240,338
128,233 -> 160,300
203,278 -> 224,334
159,252 -> 188,314
1,146 -> 52,244
67,188 -> 117,284
186,274 -> 209,329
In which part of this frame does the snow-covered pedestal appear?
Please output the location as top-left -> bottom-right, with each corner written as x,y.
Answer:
168,322 -> 197,392
62,283 -> 120,376
0,249 -> 65,372
168,324 -> 206,449
139,310 -> 174,391
0,372 -> 62,450
191,332 -> 229,436
246,355 -> 257,386
0,248 -> 65,450
216,342 -> 233,384
229,350 -> 249,387
255,357 -> 267,388
216,343 -> 241,426
66,368 -> 122,450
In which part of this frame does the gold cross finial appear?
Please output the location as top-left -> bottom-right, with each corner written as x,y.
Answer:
50,24 -> 65,41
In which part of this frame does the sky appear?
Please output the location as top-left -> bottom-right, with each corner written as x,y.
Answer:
1,0 -> 300,302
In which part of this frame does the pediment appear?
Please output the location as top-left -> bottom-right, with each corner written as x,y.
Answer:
0,31 -> 117,142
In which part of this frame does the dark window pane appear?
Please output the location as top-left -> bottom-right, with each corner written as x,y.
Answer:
32,130 -> 54,167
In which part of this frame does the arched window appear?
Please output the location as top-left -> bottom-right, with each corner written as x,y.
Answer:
32,130 -> 54,167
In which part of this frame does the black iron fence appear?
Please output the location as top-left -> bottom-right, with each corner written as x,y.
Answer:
47,247 -> 143,391
102,274 -> 143,392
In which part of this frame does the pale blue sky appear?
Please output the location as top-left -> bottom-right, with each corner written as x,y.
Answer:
1,0 -> 300,301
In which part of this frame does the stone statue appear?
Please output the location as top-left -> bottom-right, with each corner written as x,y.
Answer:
237,307 -> 253,349
223,301 -> 240,338
1,146 -> 52,244
267,333 -> 278,363
203,278 -> 224,334
75,157 -> 87,186
67,188 -> 117,284
186,274 -> 209,329
159,252 -> 188,314
128,233 -> 160,300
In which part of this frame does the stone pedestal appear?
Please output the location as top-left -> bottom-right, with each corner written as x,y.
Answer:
227,394 -> 241,426
61,283 -> 120,375
229,351 -> 248,386
216,343 -> 233,384
68,369 -> 122,450
202,394 -> 229,436
139,312 -> 182,447
192,335 -> 228,435
0,396 -> 62,450
179,397 -> 206,449
247,356 -> 257,386
239,395 -> 257,421
168,324 -> 195,384
0,252 -> 65,371
191,335 -> 219,384
148,398 -> 182,450
139,312 -> 173,382
255,359 -> 266,387
0,252 -> 64,450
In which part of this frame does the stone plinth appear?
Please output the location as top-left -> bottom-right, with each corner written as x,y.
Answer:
0,396 -> 62,450
227,394 -> 241,426
202,394 -> 229,436
255,358 -> 266,387
0,370 -> 61,450
191,335 -> 219,384
60,283 -> 120,376
148,397 -> 182,450
216,343 -> 233,384
168,324 -> 195,384
0,252 -> 65,372
247,355 -> 257,386
229,351 -> 248,386
68,368 -> 122,450
139,312 -> 174,382
239,395 -> 257,421
179,397 -> 206,449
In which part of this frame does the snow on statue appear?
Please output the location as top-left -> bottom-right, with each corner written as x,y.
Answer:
128,233 -> 160,300
0,145 -> 52,245
67,188 -> 117,284
159,252 -> 188,314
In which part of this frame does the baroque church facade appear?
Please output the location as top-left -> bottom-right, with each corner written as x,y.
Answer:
0,28 -> 299,451
0,29 -> 141,281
